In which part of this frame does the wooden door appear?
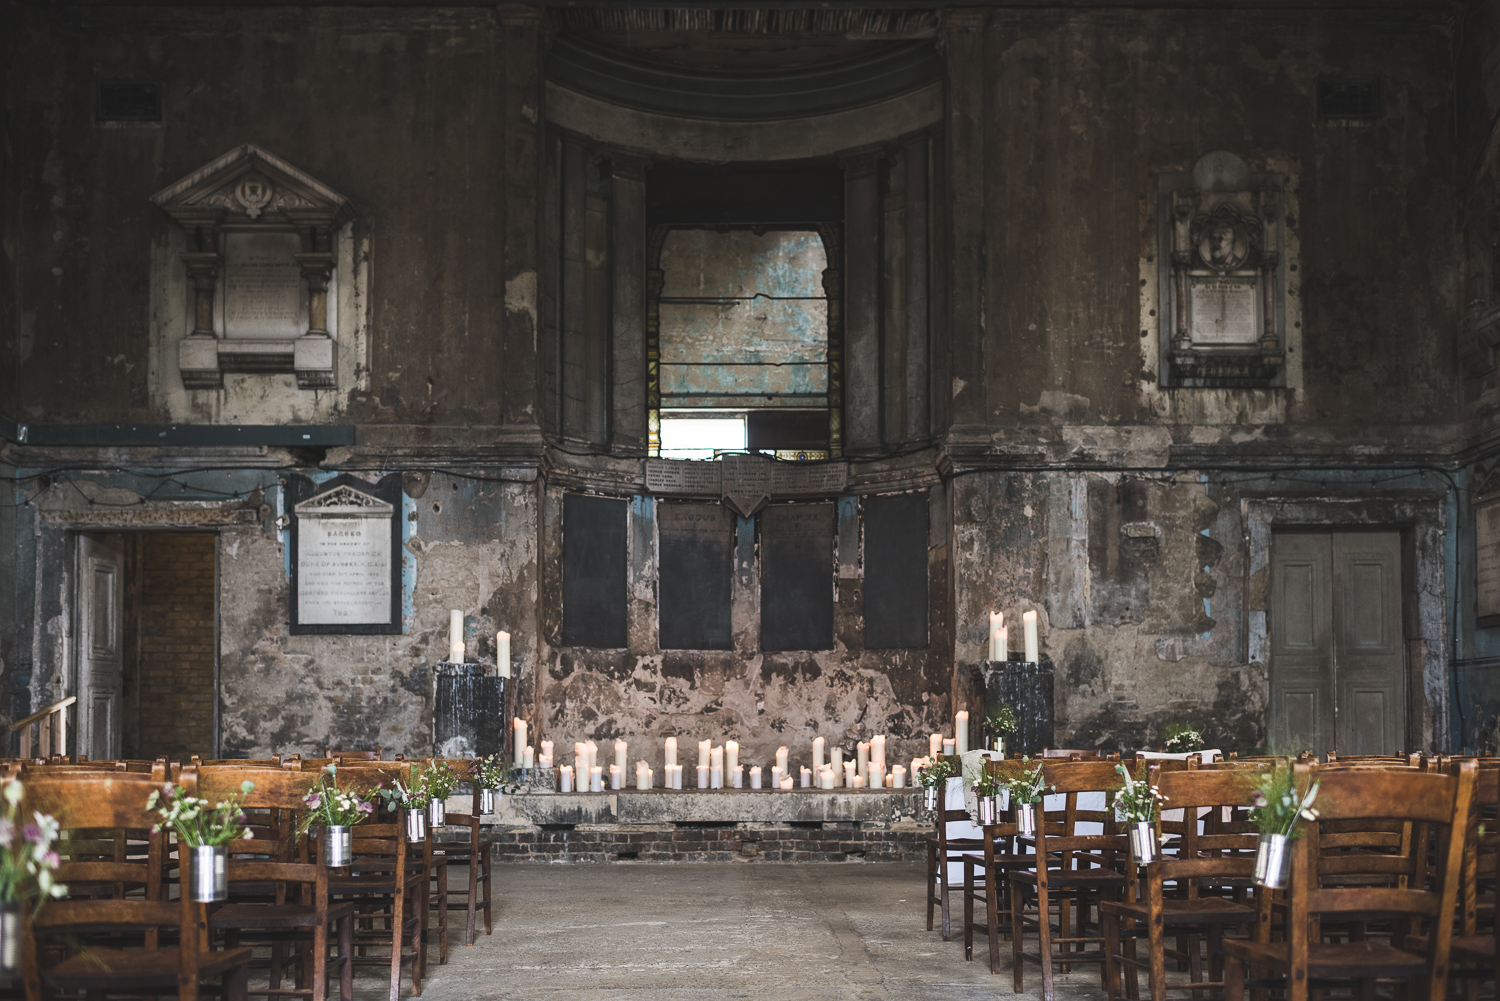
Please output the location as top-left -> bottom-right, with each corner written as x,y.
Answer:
1269,531 -> 1405,755
76,533 -> 124,761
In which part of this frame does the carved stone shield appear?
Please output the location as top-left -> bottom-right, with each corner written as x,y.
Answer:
720,454 -> 772,519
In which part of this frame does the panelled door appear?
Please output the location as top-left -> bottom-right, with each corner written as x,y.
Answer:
1269,531 -> 1405,755
76,533 -> 124,761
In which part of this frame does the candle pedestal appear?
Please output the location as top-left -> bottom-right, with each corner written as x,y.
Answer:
433,663 -> 507,760
977,656 -> 1054,757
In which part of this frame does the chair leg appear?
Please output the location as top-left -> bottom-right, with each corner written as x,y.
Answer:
926,841 -> 937,931
1148,911 -> 1167,1001
466,855 -> 479,945
436,864 -> 449,965
986,862 -> 1004,975
225,964 -> 249,1001
481,849 -> 493,935
1037,882 -> 1056,1001
963,858 -> 976,961
1011,876 -> 1026,994
339,912 -> 354,1001
939,854 -> 953,941
412,887 -> 427,997
388,885 -> 405,1001
1103,909 -> 1122,1001
1225,955 -> 1245,1001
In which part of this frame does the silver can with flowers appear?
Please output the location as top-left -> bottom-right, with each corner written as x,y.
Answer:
967,761 -> 1003,826
1112,763 -> 1165,865
378,764 -> 432,842
0,778 -> 66,972
917,756 -> 955,812
470,754 -> 512,815
299,764 -> 377,867
1248,764 -> 1319,889
1006,759 -> 1051,836
422,759 -> 460,827
147,780 -> 255,902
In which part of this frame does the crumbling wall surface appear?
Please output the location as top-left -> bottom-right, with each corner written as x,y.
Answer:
979,8 -> 1457,430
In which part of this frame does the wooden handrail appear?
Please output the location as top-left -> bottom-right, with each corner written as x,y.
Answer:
9,696 -> 76,733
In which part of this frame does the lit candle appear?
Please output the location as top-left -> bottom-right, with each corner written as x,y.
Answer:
636,760 -> 650,790
853,774 -> 865,790
999,625 -> 1008,661
843,761 -> 856,787
775,746 -> 789,772
956,711 -> 969,754
665,737 -> 678,769
942,738 -> 956,756
1023,609 -> 1039,663
732,765 -> 743,788
615,739 -> 628,773
988,611 -> 1003,661
871,734 -> 887,776
697,764 -> 709,789
497,630 -> 511,678
538,753 -> 553,770
929,733 -> 942,758
857,741 -> 870,782
812,736 -> 825,769
589,766 -> 603,793
449,609 -> 465,663
893,765 -> 906,788
830,747 -> 844,786
711,765 -> 723,789
559,765 -> 574,793
513,719 -> 528,767
800,766 -> 812,788
609,764 -> 621,790
698,739 -> 712,769
726,741 -> 739,775
750,766 -> 762,789
522,745 -> 534,769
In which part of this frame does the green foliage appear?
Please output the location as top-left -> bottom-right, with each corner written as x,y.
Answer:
1161,721 -> 1204,753
377,763 -> 431,809
146,780 -> 254,849
422,759 -> 461,800
918,756 -> 956,788
1248,764 -> 1320,838
984,705 -> 1019,737
470,754 -> 513,790
1006,759 -> 1051,805
299,764 -> 378,832
0,780 -> 65,909
1112,763 -> 1165,823
965,760 -> 1003,798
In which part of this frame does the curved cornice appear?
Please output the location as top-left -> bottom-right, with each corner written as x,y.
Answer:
545,35 -> 941,122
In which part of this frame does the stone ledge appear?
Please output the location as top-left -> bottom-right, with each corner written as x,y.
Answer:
448,789 -> 924,826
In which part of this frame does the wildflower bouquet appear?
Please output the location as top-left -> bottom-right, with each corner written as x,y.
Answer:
1006,759 -> 1051,805
300,764 -> 376,832
1162,722 -> 1204,754
1249,765 -> 1320,838
470,754 -> 511,789
917,756 -> 956,788
985,706 -> 1019,740
422,759 -> 461,801
146,780 -> 254,848
0,779 -> 65,909
378,764 -> 431,810
966,760 -> 1004,800
1113,763 -> 1165,824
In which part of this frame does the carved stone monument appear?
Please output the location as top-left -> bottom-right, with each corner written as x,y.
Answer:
151,144 -> 355,390
1159,151 -> 1286,387
289,476 -> 401,635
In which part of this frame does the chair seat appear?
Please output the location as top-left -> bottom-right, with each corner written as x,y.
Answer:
330,871 -> 425,896
46,946 -> 253,990
1451,934 -> 1495,964
209,900 -> 358,930
1013,867 -> 1126,888
1222,938 -> 1429,979
1100,896 -> 1255,925
435,837 -> 494,857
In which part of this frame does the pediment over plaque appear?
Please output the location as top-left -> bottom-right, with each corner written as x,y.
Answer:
645,455 -> 848,518
152,144 -> 356,391
288,475 -> 401,635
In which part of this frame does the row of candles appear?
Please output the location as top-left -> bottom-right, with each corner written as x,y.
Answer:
509,720 -> 978,792
987,609 -> 1039,663
447,609 -> 511,677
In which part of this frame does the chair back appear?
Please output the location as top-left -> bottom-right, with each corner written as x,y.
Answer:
1025,760 -> 1136,875
326,746 -> 382,760
1147,766 -> 1262,895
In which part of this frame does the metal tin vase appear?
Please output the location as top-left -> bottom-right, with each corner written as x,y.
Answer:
978,796 -> 997,826
1014,802 -> 1037,837
924,786 -> 938,811
1253,833 -> 1292,888
190,844 -> 228,902
479,787 -> 496,814
0,905 -> 21,973
428,799 -> 446,827
992,737 -> 1006,756
1128,821 -> 1160,865
323,825 -> 352,868
405,808 -> 428,843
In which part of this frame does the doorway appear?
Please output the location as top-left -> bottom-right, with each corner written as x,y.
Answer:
1268,530 -> 1407,755
75,531 -> 219,760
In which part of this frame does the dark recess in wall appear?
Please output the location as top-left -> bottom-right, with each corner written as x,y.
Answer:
562,494 -> 629,648
863,492 -> 928,649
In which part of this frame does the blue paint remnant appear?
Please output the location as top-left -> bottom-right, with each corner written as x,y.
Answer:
735,513 -> 756,585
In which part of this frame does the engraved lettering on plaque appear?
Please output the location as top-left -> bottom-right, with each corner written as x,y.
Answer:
224,231 -> 305,339
295,485 -> 393,626
1188,276 -> 1259,344
1478,497 -> 1500,622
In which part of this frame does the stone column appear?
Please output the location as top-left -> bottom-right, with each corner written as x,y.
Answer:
294,223 -> 337,390
903,134 -> 931,443
941,9 -> 989,434
842,148 -> 883,455
177,212 -> 223,389
611,152 -> 649,456
501,5 -> 543,433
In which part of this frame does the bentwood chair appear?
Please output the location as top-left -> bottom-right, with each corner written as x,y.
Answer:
1223,761 -> 1476,1001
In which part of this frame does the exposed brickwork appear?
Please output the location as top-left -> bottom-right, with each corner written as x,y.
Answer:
137,533 -> 216,759
490,821 -> 929,864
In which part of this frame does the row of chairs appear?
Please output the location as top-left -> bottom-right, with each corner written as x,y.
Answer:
925,748 -> 1493,1000
6,751 -> 495,1000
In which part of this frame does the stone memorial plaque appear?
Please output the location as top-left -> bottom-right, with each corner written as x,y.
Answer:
289,476 -> 402,635
224,231 -> 305,339
645,459 -> 722,496
1478,496 -> 1500,624
761,503 -> 834,652
1188,275 -> 1259,345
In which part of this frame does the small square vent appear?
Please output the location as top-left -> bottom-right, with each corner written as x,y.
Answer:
95,82 -> 162,124
1317,79 -> 1381,121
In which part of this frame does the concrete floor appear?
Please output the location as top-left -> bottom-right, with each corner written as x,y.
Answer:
384,863 -> 1107,1001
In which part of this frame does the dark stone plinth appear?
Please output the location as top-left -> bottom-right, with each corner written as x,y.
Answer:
433,662 -> 505,759
979,657 -> 1054,756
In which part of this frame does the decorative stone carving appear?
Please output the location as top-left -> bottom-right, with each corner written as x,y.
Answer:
151,144 -> 355,390
1159,151 -> 1287,388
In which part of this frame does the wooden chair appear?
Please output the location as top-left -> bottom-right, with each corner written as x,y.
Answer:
1010,759 -> 1132,1001
328,815 -> 428,1001
925,771 -> 984,941
1222,761 -> 1476,1001
433,777 -> 494,949
21,773 -> 254,1001
325,748 -> 382,761
961,759 -> 1032,973
1101,766 -> 1262,1000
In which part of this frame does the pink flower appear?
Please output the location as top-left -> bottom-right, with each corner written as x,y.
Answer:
42,852 -> 59,869
22,824 -> 41,844
306,793 -> 322,810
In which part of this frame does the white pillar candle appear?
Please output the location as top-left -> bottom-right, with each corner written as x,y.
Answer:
988,611 -> 1003,661
674,765 -> 685,790
710,746 -> 724,771
871,734 -> 886,776
929,733 -> 943,758
587,741 -> 600,772
698,739 -> 712,769
613,739 -> 627,773
942,738 -> 956,756
781,775 -> 795,790
853,774 -> 865,790
775,746 -> 789,772
843,761 -> 856,787
523,745 -> 534,769
955,711 -> 970,754
830,747 -> 844,785
893,765 -> 907,788
497,630 -> 511,678
589,766 -> 603,793
812,736 -> 825,769
732,764 -> 743,788
800,766 -> 812,788
857,741 -> 870,782
449,609 -> 465,663
541,739 -> 554,761
697,764 -> 709,789
513,719 -> 528,766
821,767 -> 836,790
750,766 -> 762,789
636,760 -> 650,790
609,764 -> 621,790
711,765 -> 723,789
664,737 -> 678,769
573,743 -> 584,781
770,766 -> 782,789
538,754 -> 553,770
999,625 -> 1008,661
559,765 -> 574,793
1023,609 -> 1039,663
726,741 -> 739,775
